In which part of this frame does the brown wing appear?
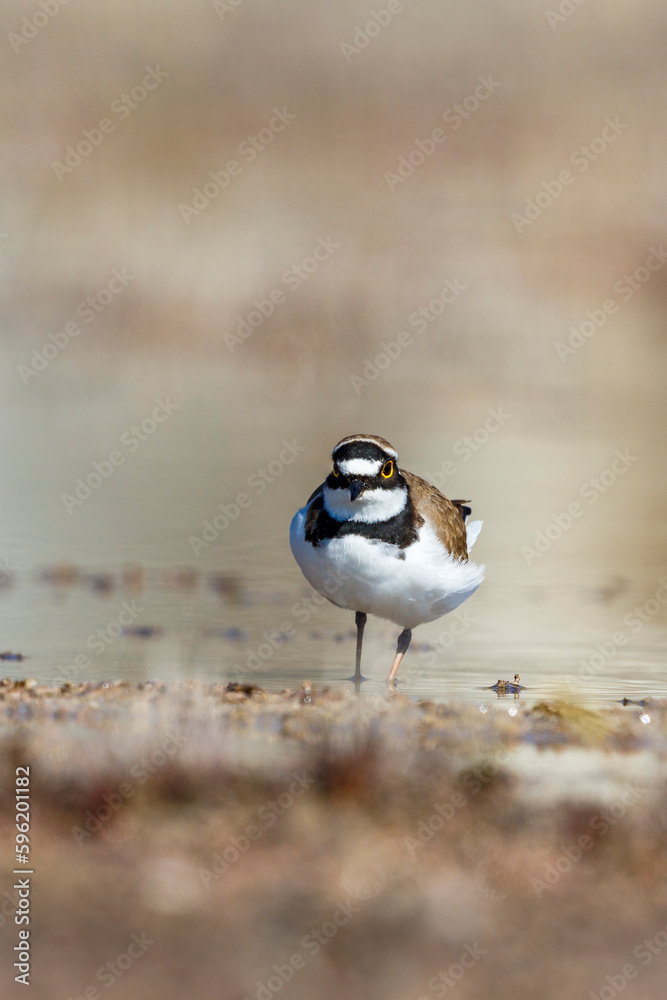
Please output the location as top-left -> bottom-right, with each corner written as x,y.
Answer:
401,470 -> 469,560
304,483 -> 325,539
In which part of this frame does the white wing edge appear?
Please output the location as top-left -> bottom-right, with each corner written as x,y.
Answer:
466,519 -> 483,550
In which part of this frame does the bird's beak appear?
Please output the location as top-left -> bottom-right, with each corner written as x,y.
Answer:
349,480 -> 366,502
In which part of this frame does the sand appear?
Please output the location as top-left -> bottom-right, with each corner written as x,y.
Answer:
1,679 -> 666,999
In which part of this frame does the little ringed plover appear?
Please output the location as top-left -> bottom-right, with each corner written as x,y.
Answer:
290,434 -> 484,688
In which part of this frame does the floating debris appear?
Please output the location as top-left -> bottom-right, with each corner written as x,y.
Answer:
224,681 -> 261,697
121,625 -> 163,639
122,564 -> 144,589
208,574 -> 243,601
489,674 -> 524,695
41,564 -> 79,586
86,573 -> 114,594
266,630 -> 292,646
222,627 -> 249,641
595,575 -> 628,603
410,640 -> 433,652
201,626 -> 249,641
0,651 -> 24,661
161,567 -> 198,590
310,629 -> 355,642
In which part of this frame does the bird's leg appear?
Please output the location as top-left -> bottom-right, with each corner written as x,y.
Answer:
353,611 -> 367,693
387,628 -> 412,689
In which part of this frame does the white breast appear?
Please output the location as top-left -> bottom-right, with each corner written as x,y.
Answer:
323,484 -> 407,523
290,508 -> 484,630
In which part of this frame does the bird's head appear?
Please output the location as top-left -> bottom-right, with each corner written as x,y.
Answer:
323,434 -> 408,523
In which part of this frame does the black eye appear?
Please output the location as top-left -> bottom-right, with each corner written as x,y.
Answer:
381,460 -> 393,478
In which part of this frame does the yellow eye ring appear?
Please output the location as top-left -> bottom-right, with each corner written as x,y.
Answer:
381,460 -> 393,478
332,467 -> 340,477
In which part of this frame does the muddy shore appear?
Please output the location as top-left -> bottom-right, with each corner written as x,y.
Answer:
1,680 -> 666,1000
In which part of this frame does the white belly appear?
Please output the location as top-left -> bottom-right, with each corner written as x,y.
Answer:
290,509 -> 484,630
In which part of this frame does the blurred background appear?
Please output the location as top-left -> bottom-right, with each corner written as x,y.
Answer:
1,0 -> 666,699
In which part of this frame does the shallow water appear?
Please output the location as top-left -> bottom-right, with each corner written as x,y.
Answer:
0,353 -> 665,710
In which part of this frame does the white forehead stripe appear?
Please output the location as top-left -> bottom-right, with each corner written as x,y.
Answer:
337,458 -> 382,476
323,485 -> 407,523
333,437 -> 398,460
